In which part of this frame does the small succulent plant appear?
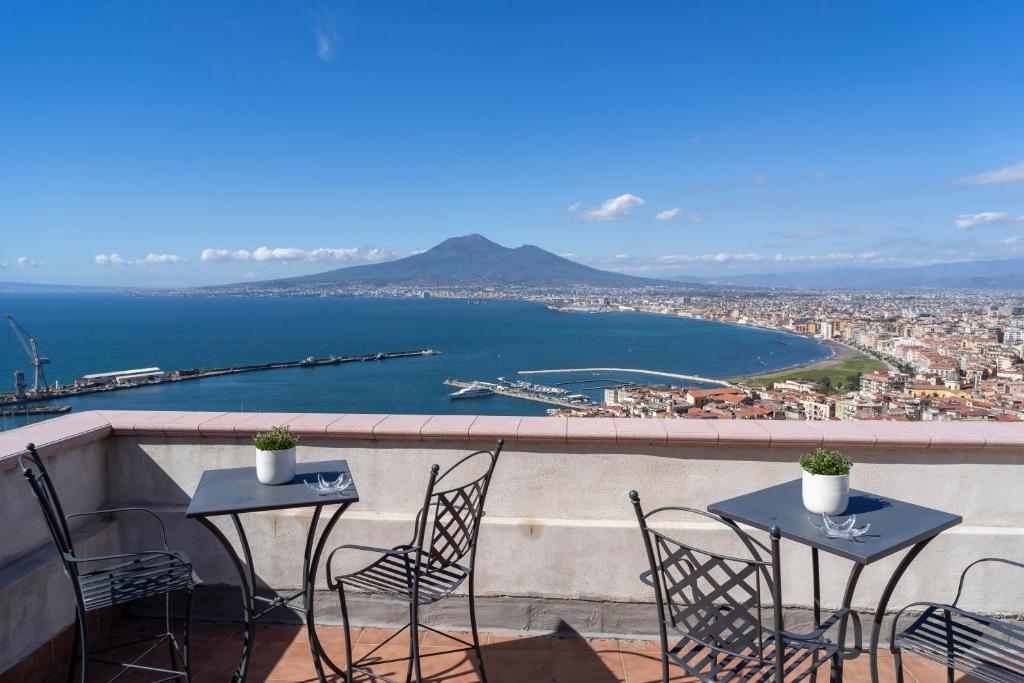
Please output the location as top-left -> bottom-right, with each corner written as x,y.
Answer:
253,426 -> 298,451
800,448 -> 852,476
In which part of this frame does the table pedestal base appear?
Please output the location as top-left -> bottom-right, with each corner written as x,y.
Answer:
196,502 -> 351,683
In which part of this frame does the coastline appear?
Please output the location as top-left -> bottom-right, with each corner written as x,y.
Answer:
727,338 -> 849,381
599,307 -> 842,380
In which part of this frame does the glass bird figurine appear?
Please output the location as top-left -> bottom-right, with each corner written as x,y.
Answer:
304,472 -> 352,496
810,513 -> 870,540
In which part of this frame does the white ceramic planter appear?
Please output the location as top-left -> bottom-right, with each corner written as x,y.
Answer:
256,447 -> 296,485
802,470 -> 849,515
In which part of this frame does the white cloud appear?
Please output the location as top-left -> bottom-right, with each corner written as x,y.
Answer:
954,160 -> 1024,185
563,249 -> 898,275
575,194 -> 646,222
772,251 -> 884,263
141,253 -> 187,265
95,254 -> 126,267
95,253 -> 185,267
952,212 -> 1013,230
566,201 -> 581,213
201,246 -> 397,264
199,249 -> 241,263
658,253 -> 763,264
315,18 -> 339,63
655,208 -> 683,222
16,256 -> 41,268
253,247 -> 307,262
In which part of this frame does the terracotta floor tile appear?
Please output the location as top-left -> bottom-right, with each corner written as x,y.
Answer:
357,626 -> 421,646
481,648 -> 556,683
417,646 -> 484,682
486,632 -> 555,650
619,650 -> 695,683
617,638 -> 662,653
553,651 -> 626,683
421,629 -> 475,648
551,635 -> 620,653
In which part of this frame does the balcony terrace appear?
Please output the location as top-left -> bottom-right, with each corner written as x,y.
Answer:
2,411 -> 1023,682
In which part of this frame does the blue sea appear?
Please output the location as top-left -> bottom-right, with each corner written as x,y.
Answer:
0,295 -> 830,430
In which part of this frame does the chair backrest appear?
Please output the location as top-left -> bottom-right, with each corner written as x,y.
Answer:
415,439 -> 502,573
18,443 -> 78,574
630,491 -> 777,666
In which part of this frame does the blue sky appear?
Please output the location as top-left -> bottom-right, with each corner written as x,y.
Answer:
1,1 -> 1023,286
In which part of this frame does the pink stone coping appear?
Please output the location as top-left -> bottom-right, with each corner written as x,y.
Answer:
2,411 -> 1024,469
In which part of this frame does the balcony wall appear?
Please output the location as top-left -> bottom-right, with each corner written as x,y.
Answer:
2,411 -> 1024,675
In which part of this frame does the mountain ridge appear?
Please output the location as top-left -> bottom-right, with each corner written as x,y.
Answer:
250,234 -> 674,289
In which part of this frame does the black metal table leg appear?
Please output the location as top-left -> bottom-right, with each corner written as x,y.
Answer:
830,562 -> 865,683
197,516 -> 257,683
811,548 -> 821,671
870,538 -> 933,683
306,502 -> 351,682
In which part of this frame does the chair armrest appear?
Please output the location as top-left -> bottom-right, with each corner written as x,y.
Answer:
890,601 -> 1024,647
324,544 -> 422,589
783,608 -> 862,653
66,507 -> 169,549
65,549 -> 192,572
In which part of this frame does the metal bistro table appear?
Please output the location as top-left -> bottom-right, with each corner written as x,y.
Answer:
185,460 -> 359,683
709,479 -> 961,683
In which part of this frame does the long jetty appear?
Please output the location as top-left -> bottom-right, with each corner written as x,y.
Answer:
517,367 -> 734,387
3,349 -> 441,406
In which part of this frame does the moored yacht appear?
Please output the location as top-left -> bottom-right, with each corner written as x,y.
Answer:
448,383 -> 495,399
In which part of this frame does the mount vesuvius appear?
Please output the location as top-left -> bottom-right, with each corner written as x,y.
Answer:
245,234 -> 673,289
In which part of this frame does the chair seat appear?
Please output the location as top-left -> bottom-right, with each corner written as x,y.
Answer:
77,552 -> 200,612
666,625 -> 839,683
337,545 -> 469,605
894,606 -> 1024,683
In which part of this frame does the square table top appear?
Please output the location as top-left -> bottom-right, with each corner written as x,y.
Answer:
708,479 -> 961,564
185,459 -> 359,518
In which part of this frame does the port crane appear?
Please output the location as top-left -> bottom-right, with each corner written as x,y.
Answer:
5,315 -> 50,393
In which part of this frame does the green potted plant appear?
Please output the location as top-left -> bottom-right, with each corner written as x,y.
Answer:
253,426 -> 298,485
800,448 -> 852,515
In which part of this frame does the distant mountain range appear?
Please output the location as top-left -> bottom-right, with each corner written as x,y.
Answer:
248,234 -> 672,289
673,258 -> 1024,290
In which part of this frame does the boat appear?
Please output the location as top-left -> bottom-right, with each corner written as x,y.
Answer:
448,383 -> 495,399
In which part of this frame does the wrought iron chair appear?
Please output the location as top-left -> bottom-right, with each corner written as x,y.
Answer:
890,557 -> 1024,683
324,439 -> 502,683
630,490 -> 860,682
18,442 -> 200,682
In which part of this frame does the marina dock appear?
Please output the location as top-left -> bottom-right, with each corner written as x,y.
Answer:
443,379 -> 588,409
0,405 -> 71,417
1,349 -> 442,406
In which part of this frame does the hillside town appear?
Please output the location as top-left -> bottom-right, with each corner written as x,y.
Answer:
542,288 -> 1024,422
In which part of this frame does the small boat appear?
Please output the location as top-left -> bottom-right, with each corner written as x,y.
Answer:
448,383 -> 494,399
